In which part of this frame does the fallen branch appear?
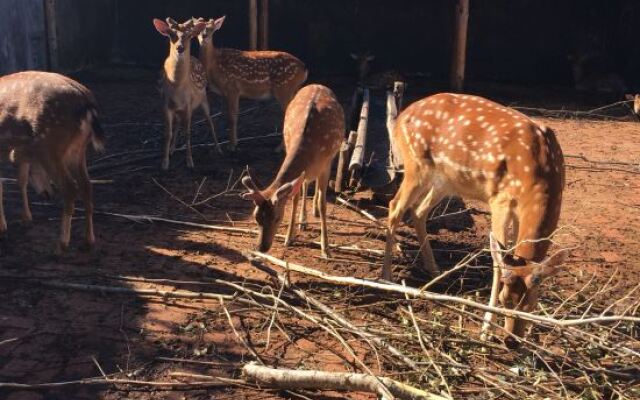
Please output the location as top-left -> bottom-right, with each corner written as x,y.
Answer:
242,363 -> 447,400
252,251 -> 640,328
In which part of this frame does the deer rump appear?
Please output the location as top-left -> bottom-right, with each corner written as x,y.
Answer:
0,72 -> 105,197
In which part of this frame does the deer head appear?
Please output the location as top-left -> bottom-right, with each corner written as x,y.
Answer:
153,17 -> 206,55
241,171 -> 305,252
350,52 -> 375,84
192,16 -> 226,45
490,233 -> 570,345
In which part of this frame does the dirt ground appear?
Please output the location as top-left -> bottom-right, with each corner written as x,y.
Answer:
1,68 -> 639,399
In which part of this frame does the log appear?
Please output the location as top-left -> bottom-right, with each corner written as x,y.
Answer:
242,363 -> 446,400
249,0 -> 258,50
44,0 -> 58,70
334,130 -> 357,192
450,0 -> 470,91
348,88 -> 370,186
259,0 -> 269,49
386,82 -> 405,172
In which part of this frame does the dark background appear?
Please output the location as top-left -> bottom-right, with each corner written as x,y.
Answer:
1,0 -> 639,89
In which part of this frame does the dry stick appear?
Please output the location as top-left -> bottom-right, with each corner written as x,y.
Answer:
242,363 -> 447,400
336,196 -> 384,227
156,356 -> 242,368
168,372 -> 251,388
152,177 -> 209,221
564,153 -> 639,167
252,252 -> 640,327
0,378 -> 230,390
16,279 -> 235,302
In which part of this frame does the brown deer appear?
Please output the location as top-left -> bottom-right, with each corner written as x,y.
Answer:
241,84 -> 344,258
194,16 -> 308,151
625,94 -> 640,115
350,52 -> 405,90
0,71 -> 105,253
383,93 -> 570,347
153,17 -> 221,170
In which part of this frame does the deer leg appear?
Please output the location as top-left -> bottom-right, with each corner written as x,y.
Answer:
383,178 -> 423,280
183,111 -> 194,169
226,93 -> 240,151
317,171 -> 331,259
162,109 -> 175,170
480,197 -> 514,340
312,182 -> 320,218
74,155 -> 95,250
0,178 -> 7,235
299,181 -> 308,230
285,191 -> 300,247
201,98 -> 222,154
273,89 -> 294,153
18,162 -> 33,224
56,167 -> 77,255
409,190 -> 444,276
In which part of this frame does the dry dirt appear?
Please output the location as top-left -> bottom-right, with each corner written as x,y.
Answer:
0,69 -> 639,399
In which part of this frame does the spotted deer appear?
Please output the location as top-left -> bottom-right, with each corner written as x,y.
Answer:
153,17 -> 221,170
0,71 -> 105,253
383,93 -> 570,346
241,85 -> 344,258
625,94 -> 640,115
350,52 -> 405,90
194,16 -> 308,151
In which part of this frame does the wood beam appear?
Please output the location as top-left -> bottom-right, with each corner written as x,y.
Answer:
249,0 -> 258,50
450,0 -> 470,91
259,0 -> 269,50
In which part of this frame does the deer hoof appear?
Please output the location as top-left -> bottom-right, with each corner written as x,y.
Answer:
161,160 -> 170,171
321,250 -> 331,259
55,241 -> 69,256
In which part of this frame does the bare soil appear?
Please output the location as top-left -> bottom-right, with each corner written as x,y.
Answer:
1,69 -> 639,399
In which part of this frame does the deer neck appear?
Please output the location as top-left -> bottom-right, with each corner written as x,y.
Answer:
262,151 -> 307,199
164,45 -> 192,85
199,38 -> 219,73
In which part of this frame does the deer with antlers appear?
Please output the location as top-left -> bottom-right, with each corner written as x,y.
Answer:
0,71 -> 105,253
153,17 -> 221,170
194,16 -> 308,151
241,84 -> 344,258
383,93 -> 570,347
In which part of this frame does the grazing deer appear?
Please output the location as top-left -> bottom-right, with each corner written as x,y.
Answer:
0,71 -> 105,253
625,94 -> 640,115
350,52 -> 405,90
194,16 -> 308,151
383,93 -> 570,346
154,17 -> 221,170
241,85 -> 344,258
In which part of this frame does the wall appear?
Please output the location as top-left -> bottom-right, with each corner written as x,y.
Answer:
0,0 -> 48,75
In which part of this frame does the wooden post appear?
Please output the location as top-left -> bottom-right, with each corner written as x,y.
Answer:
259,0 -> 269,50
249,0 -> 258,50
450,0 -> 469,91
44,0 -> 58,71
348,88 -> 370,187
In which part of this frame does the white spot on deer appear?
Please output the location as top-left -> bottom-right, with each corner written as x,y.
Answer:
524,165 -> 531,172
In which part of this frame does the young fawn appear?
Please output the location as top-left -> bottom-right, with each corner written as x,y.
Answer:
241,85 -> 344,258
153,17 -> 221,170
194,16 -> 307,151
0,71 -> 105,253
383,93 -> 570,346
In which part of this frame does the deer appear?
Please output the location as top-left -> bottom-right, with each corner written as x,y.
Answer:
153,17 -> 221,171
193,16 -> 308,151
625,94 -> 640,115
241,84 -> 344,258
382,92 -> 570,347
0,71 -> 105,254
350,52 -> 405,91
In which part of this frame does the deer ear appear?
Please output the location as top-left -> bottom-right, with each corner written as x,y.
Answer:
350,53 -> 358,60
625,94 -> 635,100
153,19 -> 171,36
274,173 -> 305,203
212,16 -> 226,32
192,22 -> 206,36
489,232 -> 505,267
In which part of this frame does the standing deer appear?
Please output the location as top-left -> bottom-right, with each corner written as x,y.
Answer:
0,71 -> 105,253
194,16 -> 308,151
383,93 -> 570,347
154,17 -> 221,171
241,85 -> 344,258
